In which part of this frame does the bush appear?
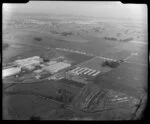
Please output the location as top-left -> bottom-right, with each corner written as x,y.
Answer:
34,37 -> 42,41
62,32 -> 72,36
123,37 -> 133,42
103,37 -> 117,41
102,60 -> 120,68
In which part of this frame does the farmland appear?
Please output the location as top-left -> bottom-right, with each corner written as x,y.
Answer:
4,79 -> 80,97
3,95 -> 62,120
65,52 -> 93,65
3,13 -> 147,63
93,62 -> 147,99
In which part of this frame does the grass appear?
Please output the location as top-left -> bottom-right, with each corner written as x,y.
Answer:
76,57 -> 112,73
65,52 -> 93,65
59,79 -> 85,88
4,79 -> 59,97
3,95 -> 61,120
93,62 -> 147,99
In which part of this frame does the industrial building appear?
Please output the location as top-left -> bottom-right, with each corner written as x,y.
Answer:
43,61 -> 71,74
3,56 -> 43,79
15,56 -> 42,67
63,66 -> 101,84
3,67 -> 21,78
14,56 -> 43,71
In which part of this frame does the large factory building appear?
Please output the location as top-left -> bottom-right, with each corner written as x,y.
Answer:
15,56 -> 42,66
14,56 -> 42,70
3,67 -> 21,78
3,56 -> 42,78
43,61 -> 71,74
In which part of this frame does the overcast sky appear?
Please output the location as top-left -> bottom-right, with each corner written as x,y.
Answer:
3,1 -> 147,21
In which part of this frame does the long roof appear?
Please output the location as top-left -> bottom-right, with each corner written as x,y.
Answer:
44,62 -> 71,72
3,67 -> 21,78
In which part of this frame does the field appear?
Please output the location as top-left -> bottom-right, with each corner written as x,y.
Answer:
65,52 -> 93,65
3,13 -> 147,63
3,95 -> 62,120
3,78 -> 82,119
58,79 -> 85,88
3,44 -> 34,64
76,57 -> 112,73
93,62 -> 147,99
126,49 -> 147,65
4,79 -> 78,97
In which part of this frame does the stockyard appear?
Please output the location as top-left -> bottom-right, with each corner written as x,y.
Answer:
3,2 -> 147,120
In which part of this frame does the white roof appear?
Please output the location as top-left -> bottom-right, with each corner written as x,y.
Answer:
3,67 -> 21,78
44,62 -> 71,73
92,71 -> 100,76
15,56 -> 41,64
15,58 -> 41,67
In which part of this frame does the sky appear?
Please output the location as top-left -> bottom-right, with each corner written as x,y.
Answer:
3,1 -> 147,21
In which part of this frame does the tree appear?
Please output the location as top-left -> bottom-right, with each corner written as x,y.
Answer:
34,37 -> 42,41
29,115 -> 42,120
58,88 -> 73,106
101,60 -> 120,68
